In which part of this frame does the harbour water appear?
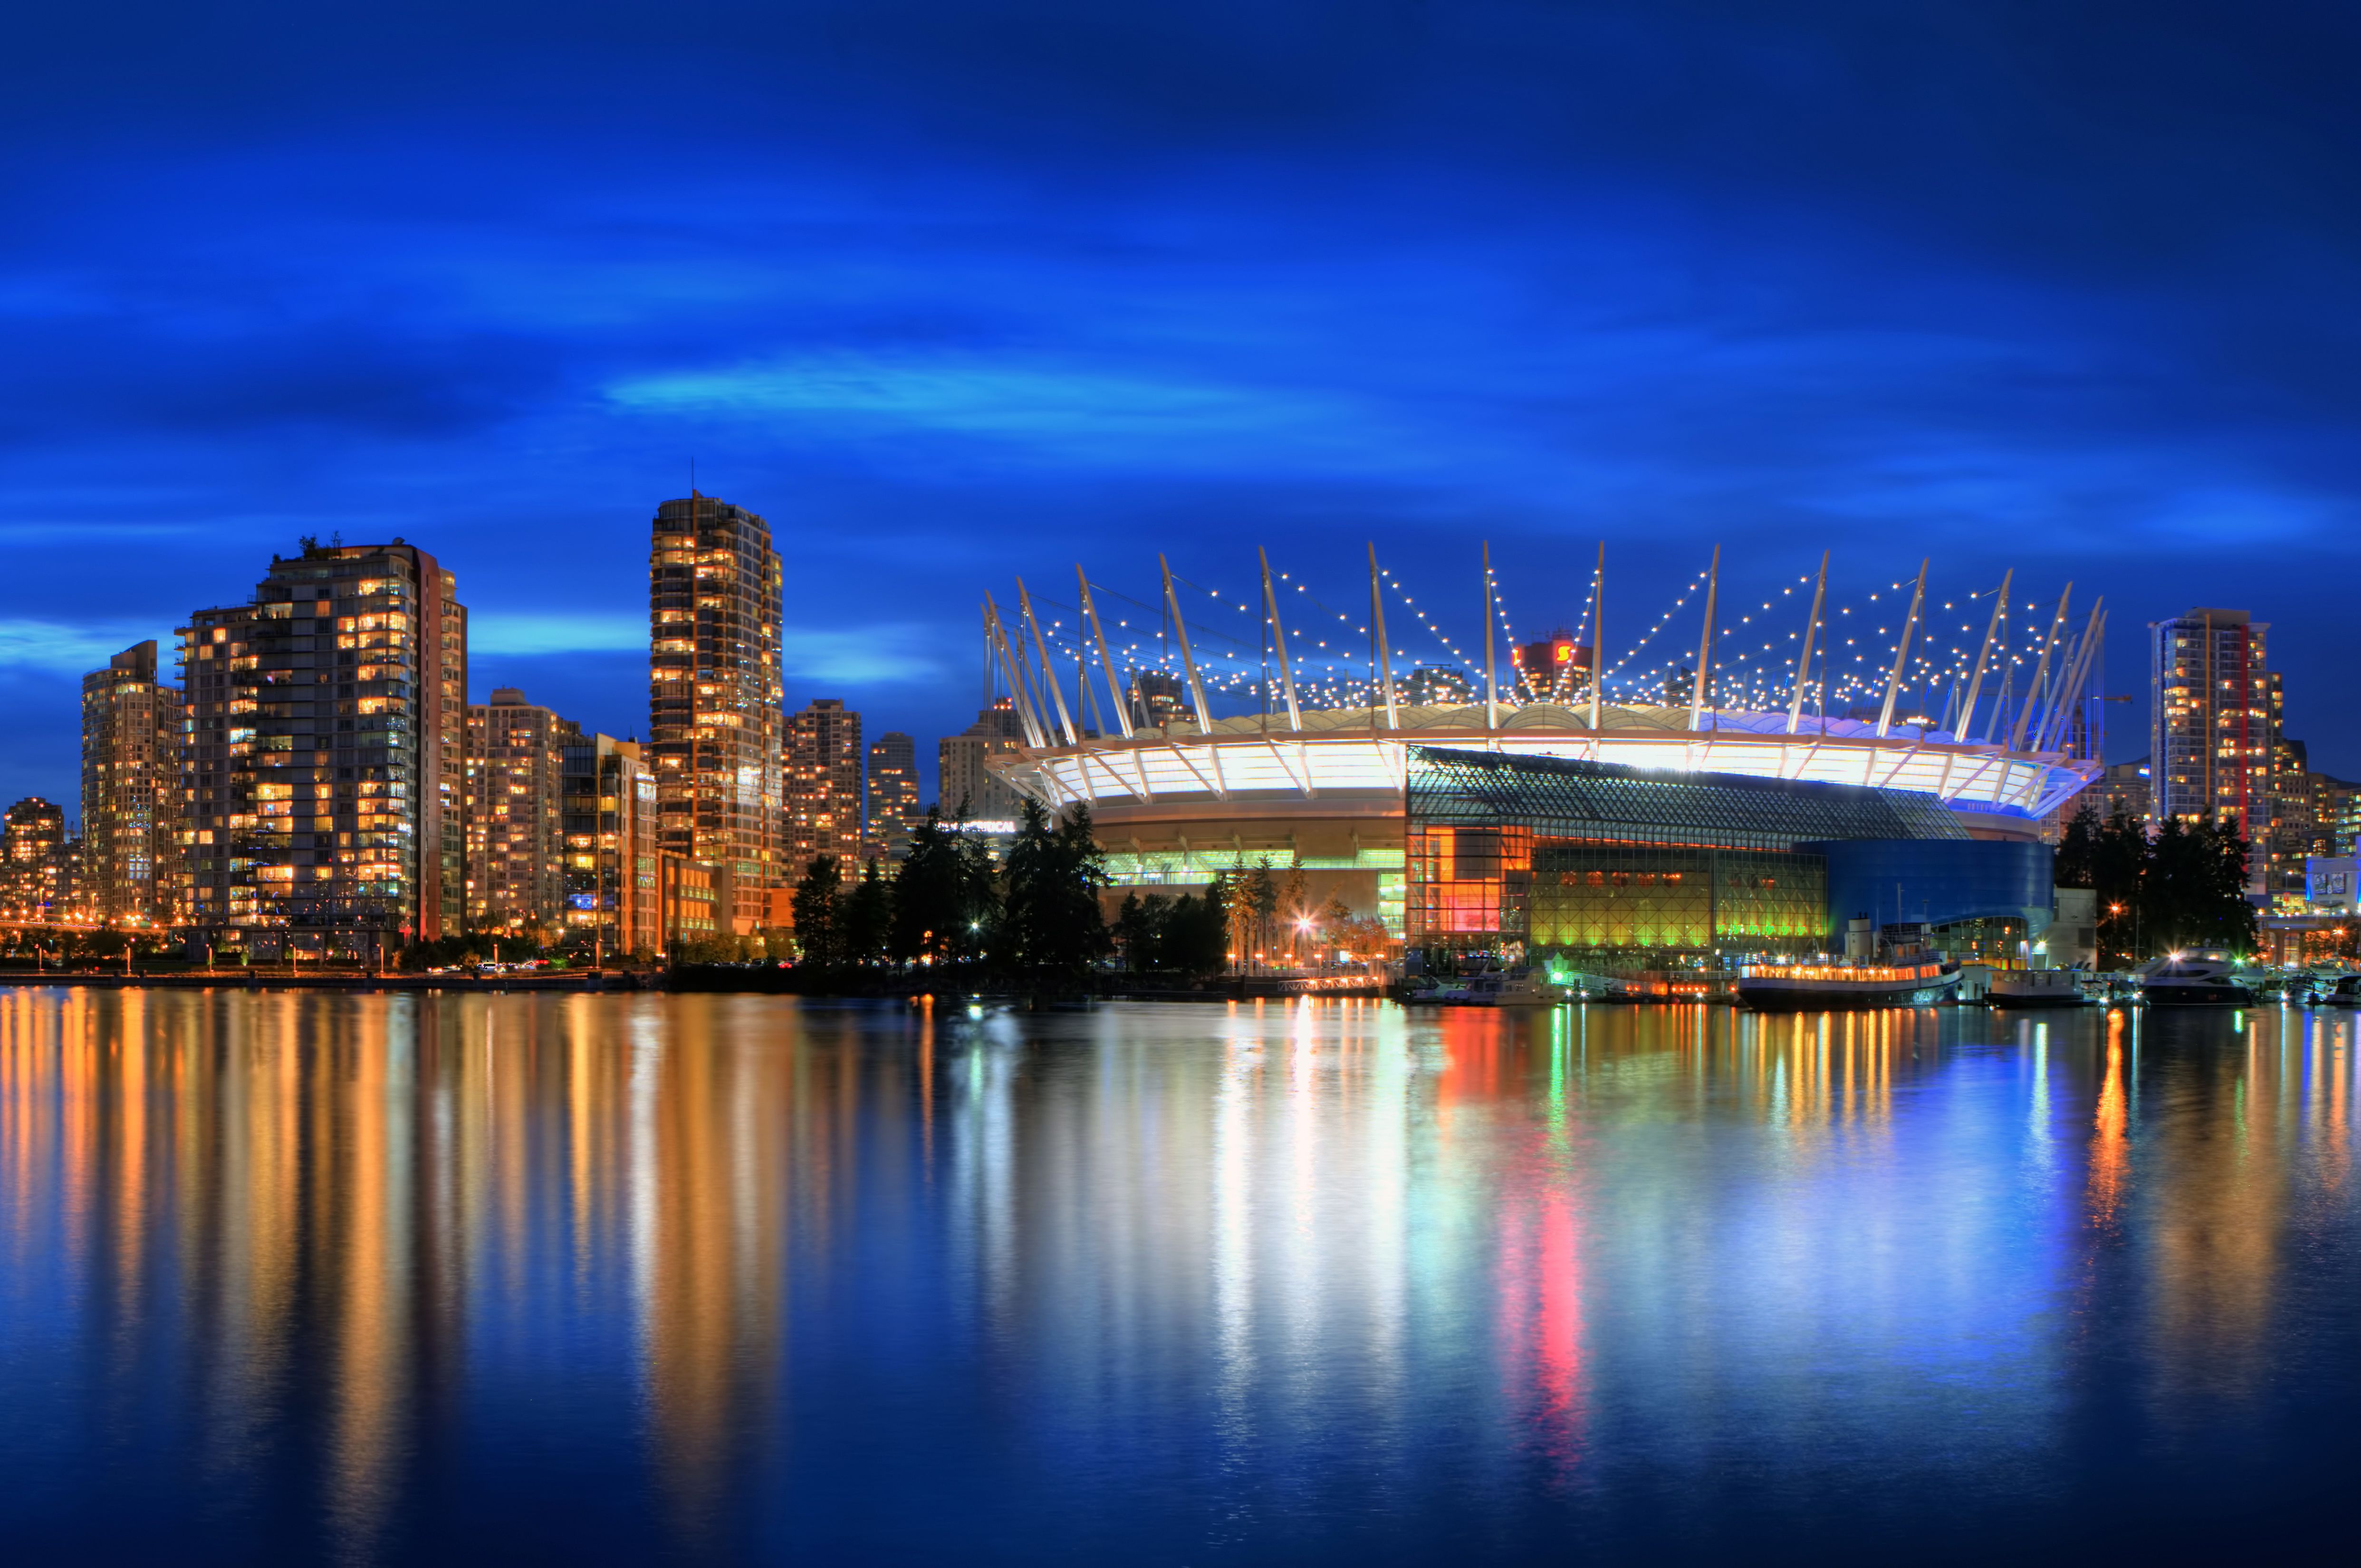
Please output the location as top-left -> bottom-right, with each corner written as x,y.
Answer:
3,990 -> 2359,1563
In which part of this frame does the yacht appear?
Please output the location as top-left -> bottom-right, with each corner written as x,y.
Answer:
1987,968 -> 2092,1008
1401,969 -> 1570,1007
1733,957 -> 1959,1011
2134,953 -> 2252,1007
2316,975 -> 2361,1008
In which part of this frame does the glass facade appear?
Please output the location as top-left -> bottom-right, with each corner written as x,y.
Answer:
1407,746 -> 1971,963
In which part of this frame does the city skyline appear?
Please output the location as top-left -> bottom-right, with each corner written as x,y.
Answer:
9,6 -> 2361,810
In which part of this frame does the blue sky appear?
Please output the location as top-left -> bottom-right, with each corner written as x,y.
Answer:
6,1 -> 2361,811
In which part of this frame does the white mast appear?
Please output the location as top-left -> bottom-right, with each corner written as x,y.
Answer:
2010,584 -> 2072,753
1874,557 -> 1929,738
1690,543 -> 1721,731
1259,547 -> 1302,732
983,594 -> 1049,749
1368,543 -> 1398,729
1017,578 -> 1078,746
1483,541 -> 1498,732
1958,568 -> 2012,743
1588,542 -> 1606,732
1786,551 -> 1828,736
1159,555 -> 1215,732
1075,565 -> 1134,739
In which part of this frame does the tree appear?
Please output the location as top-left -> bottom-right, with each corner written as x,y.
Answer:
999,798 -> 1113,982
1238,860 -> 1280,973
2143,814 -> 2255,956
2056,801 -> 2257,963
1169,874 -> 1233,977
1280,866 -> 1310,965
840,859 -> 891,968
890,807 -> 998,966
1114,891 -> 1167,972
791,854 -> 844,966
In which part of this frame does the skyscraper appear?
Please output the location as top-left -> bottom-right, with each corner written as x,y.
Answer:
466,688 -> 575,933
1,797 -> 67,922
179,539 -> 467,957
786,698 -> 863,876
80,640 -> 183,925
865,731 -> 921,856
938,698 -> 1025,822
2149,606 -> 2273,893
649,495 -> 783,935
561,733 -> 659,957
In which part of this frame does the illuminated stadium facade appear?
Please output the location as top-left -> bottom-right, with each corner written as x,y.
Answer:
983,548 -> 2104,948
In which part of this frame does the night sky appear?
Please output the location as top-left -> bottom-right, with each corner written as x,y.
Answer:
6,2 -> 2361,813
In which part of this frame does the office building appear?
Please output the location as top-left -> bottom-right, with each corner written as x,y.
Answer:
466,688 -> 574,934
786,698 -> 863,875
2149,608 -> 2274,892
939,698 -> 1025,823
648,494 -> 783,934
865,732 -> 921,856
80,640 -> 183,924
562,733 -> 659,956
179,539 -> 467,959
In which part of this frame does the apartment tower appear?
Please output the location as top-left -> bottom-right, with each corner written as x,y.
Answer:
465,687 -> 575,933
2149,606 -> 2273,894
648,495 -> 783,934
787,698 -> 863,875
0,797 -> 68,922
561,733 -> 659,956
865,731 -> 921,856
180,539 -> 467,957
80,640 -> 183,924
938,698 -> 1025,822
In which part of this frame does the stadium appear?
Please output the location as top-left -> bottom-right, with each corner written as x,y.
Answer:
983,547 -> 2104,963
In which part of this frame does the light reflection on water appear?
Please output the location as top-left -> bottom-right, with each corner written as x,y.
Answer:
3,990 -> 2361,1563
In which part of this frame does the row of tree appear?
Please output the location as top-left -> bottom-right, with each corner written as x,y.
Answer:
787,800 -> 1394,984
789,798 -> 1116,984
2054,805 -> 2259,964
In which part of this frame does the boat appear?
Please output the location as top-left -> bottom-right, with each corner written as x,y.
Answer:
2134,953 -> 2252,1007
1401,969 -> 1570,1007
2316,975 -> 2361,1008
1460,970 -> 1573,1007
1987,968 -> 2093,1008
1399,976 -> 1474,1005
1733,957 -> 1959,1011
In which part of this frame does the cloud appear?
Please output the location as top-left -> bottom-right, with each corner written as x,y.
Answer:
0,620 -> 169,674
469,610 -> 950,687
605,352 -> 1367,471
468,612 -> 645,655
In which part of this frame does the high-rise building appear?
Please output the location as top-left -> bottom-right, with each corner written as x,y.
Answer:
648,495 -> 783,934
865,732 -> 921,856
179,539 -> 467,957
1,798 -> 68,922
786,698 -> 863,876
938,698 -> 1024,823
466,688 -> 575,933
2149,607 -> 2274,891
80,640 -> 183,925
1128,670 -> 1187,731
562,733 -> 659,957
1404,665 -> 1475,707
2089,757 -> 2150,824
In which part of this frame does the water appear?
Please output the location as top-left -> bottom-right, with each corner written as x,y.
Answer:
3,990 -> 2359,1564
